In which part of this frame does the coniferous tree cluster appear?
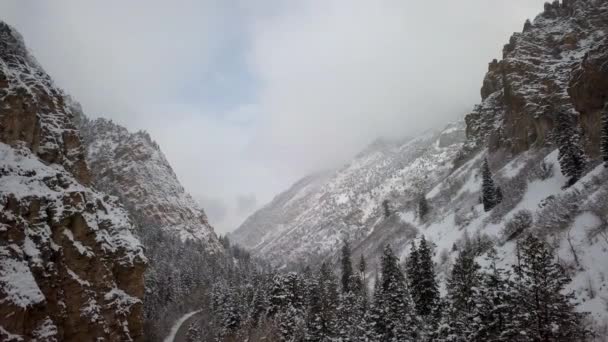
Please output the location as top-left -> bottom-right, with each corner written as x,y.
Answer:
482,158 -> 503,211
196,235 -> 588,342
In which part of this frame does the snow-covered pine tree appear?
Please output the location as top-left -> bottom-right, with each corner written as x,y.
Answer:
306,262 -> 339,341
601,103 -> 608,167
415,236 -> 440,319
556,111 -> 587,187
336,274 -> 368,342
441,246 -> 482,340
509,235 -> 589,341
341,240 -> 354,293
375,244 -> 417,341
482,158 -> 501,211
405,240 -> 420,294
470,248 -> 514,341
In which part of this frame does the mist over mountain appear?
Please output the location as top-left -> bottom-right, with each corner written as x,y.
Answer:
2,1 -> 608,341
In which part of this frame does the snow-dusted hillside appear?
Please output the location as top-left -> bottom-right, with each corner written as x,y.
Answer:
232,122 -> 467,265
233,0 -> 608,329
75,114 -> 221,251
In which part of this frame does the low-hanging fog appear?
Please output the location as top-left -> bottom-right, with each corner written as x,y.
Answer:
0,0 -> 547,232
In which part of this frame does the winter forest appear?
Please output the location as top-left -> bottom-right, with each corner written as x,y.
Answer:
2,1 -> 608,342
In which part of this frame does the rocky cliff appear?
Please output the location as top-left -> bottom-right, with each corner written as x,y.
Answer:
466,0 -> 608,155
0,22 -> 146,341
73,113 -> 220,250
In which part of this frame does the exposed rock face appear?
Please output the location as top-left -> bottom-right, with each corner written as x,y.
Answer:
74,114 -> 221,250
0,23 -> 146,341
0,23 -> 90,185
569,38 -> 608,156
466,0 -> 608,154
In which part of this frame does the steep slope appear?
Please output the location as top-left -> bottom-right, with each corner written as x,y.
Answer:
233,0 -> 608,329
73,114 -> 221,251
0,22 -> 146,341
232,123 -> 466,265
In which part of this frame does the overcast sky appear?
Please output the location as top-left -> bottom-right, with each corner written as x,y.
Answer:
0,0 -> 547,233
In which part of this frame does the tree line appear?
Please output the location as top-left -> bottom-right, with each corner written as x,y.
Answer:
194,234 -> 590,342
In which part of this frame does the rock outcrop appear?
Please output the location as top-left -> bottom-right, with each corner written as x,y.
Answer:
74,114 -> 221,250
466,0 -> 608,155
0,22 -> 146,341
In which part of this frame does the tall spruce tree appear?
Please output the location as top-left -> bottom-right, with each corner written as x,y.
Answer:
341,240 -> 354,293
418,195 -> 430,221
482,158 -> 501,211
509,235 -> 589,341
374,244 -> 417,341
601,103 -> 608,167
556,111 -> 586,186
405,240 -> 420,296
471,248 -> 514,341
306,262 -> 339,341
440,246 -> 482,341
415,236 -> 440,318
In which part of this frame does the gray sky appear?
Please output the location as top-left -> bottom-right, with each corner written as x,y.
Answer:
0,0 -> 546,233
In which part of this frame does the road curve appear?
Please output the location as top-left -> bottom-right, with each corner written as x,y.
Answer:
164,310 -> 201,342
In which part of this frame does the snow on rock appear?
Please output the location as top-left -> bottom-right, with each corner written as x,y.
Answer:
0,21 -> 146,341
0,250 -> 45,308
75,115 -> 221,251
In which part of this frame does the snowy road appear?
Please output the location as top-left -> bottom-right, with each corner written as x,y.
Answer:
164,310 -> 201,342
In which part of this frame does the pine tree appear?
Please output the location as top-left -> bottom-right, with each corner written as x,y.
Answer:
601,104 -> 608,167
556,111 -> 587,186
336,274 -> 368,342
374,244 -> 417,341
415,236 -> 440,318
306,263 -> 339,341
418,195 -> 430,221
405,240 -> 420,298
359,254 -> 367,285
382,199 -> 391,218
441,246 -> 482,341
470,248 -> 514,341
482,158 -> 501,211
341,240 -> 354,293
509,235 -> 589,341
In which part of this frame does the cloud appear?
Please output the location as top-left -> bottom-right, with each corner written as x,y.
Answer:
246,0 -> 547,173
0,1 -> 548,233
236,194 -> 257,214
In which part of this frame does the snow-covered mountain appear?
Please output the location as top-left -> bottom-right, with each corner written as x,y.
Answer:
232,123 -> 466,266
73,113 -> 221,251
0,22 -> 146,341
233,0 -> 608,328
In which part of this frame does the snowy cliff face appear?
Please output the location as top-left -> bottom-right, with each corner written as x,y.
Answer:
0,23 -> 146,341
234,0 -> 608,328
466,0 -> 608,155
75,115 -> 221,251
